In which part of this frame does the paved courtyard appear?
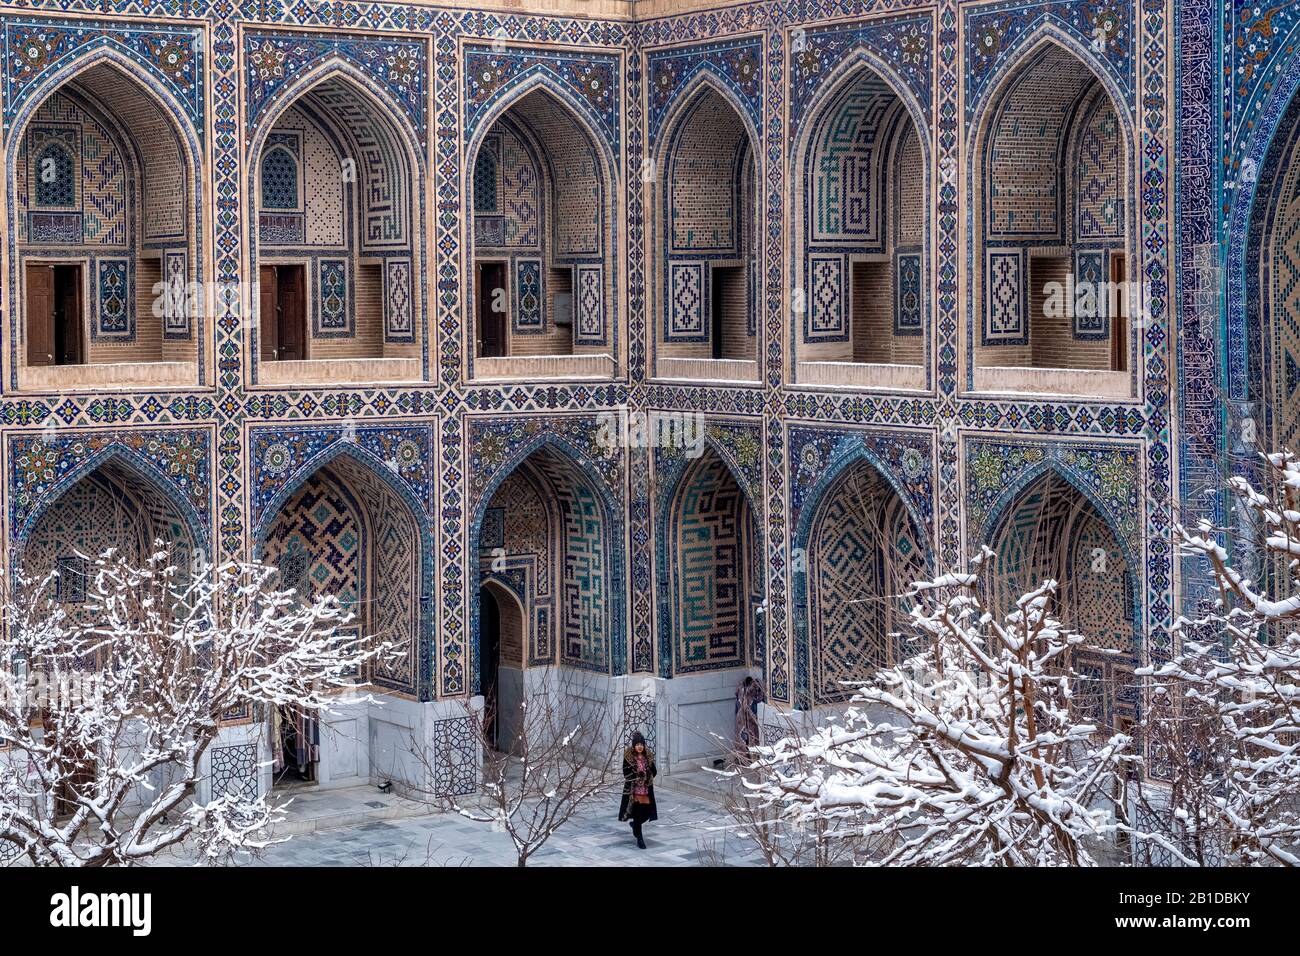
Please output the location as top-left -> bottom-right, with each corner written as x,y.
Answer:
231,780 -> 765,867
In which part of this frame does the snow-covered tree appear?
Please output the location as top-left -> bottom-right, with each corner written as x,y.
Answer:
743,548 -> 1133,866
0,547 -> 390,866
413,668 -> 623,867
1143,450 -> 1300,866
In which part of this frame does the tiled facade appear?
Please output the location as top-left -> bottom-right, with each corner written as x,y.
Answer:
0,0 -> 1272,788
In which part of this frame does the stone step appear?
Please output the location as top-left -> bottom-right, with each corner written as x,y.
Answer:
266,784 -> 434,838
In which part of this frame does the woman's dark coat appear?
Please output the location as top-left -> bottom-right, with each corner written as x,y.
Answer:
617,747 -> 658,822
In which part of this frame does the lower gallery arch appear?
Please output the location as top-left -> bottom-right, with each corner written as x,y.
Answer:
21,459 -> 198,616
986,469 -> 1138,731
668,451 -> 760,674
257,454 -> 422,787
475,446 -> 613,686
806,458 -> 927,705
260,457 -> 420,692
478,578 -> 526,752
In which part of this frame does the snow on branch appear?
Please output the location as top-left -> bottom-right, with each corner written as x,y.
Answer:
0,546 -> 394,867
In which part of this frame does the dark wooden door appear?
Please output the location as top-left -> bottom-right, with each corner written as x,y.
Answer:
1110,253 -> 1127,372
259,264 -> 278,361
25,263 -> 54,367
478,262 -> 506,357
276,264 -> 306,361
53,264 -> 82,366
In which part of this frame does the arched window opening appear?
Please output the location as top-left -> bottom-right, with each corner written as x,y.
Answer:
13,62 -> 199,387
657,85 -> 759,379
469,88 -> 614,373
253,75 -> 420,383
972,43 -> 1131,393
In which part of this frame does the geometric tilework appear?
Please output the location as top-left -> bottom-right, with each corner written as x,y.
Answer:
384,257 -> 413,343
34,142 -> 74,207
209,743 -> 260,802
622,692 -> 657,753
984,248 -> 1026,344
988,470 -> 1137,730
162,250 -> 190,338
668,261 -> 704,340
260,146 -> 299,210
807,460 -> 925,704
513,257 -> 542,333
557,480 -> 606,671
575,264 -> 604,346
432,715 -> 477,797
257,451 -> 424,695
1074,95 -> 1123,242
0,4 -> 1184,753
480,506 -> 505,550
95,258 -> 131,339
894,252 -> 922,336
262,471 -> 361,616
317,259 -> 348,335
807,254 -> 846,341
1073,249 -> 1108,339
672,454 -> 748,673
473,136 -> 499,214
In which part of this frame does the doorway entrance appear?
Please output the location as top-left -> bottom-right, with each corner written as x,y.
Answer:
479,587 -> 501,749
477,261 -> 507,357
710,265 -> 744,360
272,704 -> 318,788
26,262 -> 83,366
258,263 -> 307,362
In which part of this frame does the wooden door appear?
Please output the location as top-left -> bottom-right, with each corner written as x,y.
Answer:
478,262 -> 506,357
25,263 -> 54,367
1109,253 -> 1127,373
277,264 -> 306,361
54,265 -> 82,366
259,264 -> 278,361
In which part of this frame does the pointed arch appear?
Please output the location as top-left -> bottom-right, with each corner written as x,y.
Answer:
470,432 -> 626,686
653,68 -> 762,173
794,450 -> 931,707
1231,36 -> 1300,422
790,48 -> 932,379
655,71 -> 761,367
247,56 -> 424,175
252,440 -> 429,554
464,73 -> 620,369
254,440 -> 431,697
657,443 -> 764,678
966,28 -> 1135,384
17,448 -> 207,622
247,57 -> 426,382
981,463 -> 1141,729
464,71 -> 619,193
16,443 -> 208,556
5,48 -> 206,388
979,457 -> 1139,580
967,23 -> 1132,134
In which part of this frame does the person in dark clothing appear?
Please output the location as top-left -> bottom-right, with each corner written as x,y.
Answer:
617,731 -> 657,849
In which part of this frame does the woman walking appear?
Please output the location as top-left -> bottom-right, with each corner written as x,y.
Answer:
618,731 -> 657,849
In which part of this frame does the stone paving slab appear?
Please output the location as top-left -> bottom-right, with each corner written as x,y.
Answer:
228,785 -> 762,867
